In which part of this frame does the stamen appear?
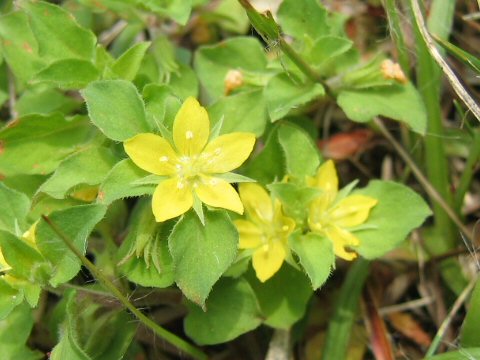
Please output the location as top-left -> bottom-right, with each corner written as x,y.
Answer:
210,178 -> 218,186
214,148 -> 222,156
177,181 -> 185,189
159,156 -> 169,162
282,225 -> 289,231
185,130 -> 194,139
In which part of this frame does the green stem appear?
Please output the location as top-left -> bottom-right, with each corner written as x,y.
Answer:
41,215 -> 207,360
322,259 -> 370,360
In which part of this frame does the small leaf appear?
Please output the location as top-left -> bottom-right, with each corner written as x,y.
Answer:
353,180 -> 431,259
32,59 -> 100,89
289,231 -> 334,289
0,230 -> 50,283
21,0 -> 96,61
265,73 -> 325,121
208,89 -> 268,136
337,83 -> 427,134
168,210 -> 238,307
184,277 -> 262,345
0,183 -> 30,235
82,80 -> 150,141
0,302 -> 42,358
277,122 -> 321,177
0,114 -> 93,177
38,147 -> 118,199
98,159 -> 155,205
277,0 -> 330,41
110,41 -> 151,81
194,37 -> 268,101
247,264 -> 312,329
36,204 -> 107,286
0,279 -> 23,320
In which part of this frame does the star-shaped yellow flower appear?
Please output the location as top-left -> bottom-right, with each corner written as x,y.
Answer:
308,160 -> 377,260
124,97 -> 256,222
234,183 -> 295,282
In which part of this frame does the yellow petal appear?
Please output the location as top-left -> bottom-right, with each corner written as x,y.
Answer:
325,225 -> 360,261
234,219 -> 264,249
124,133 -> 178,175
310,160 -> 338,198
239,183 -> 273,224
200,133 -> 256,173
308,196 -> 330,232
252,241 -> 286,282
330,195 -> 378,228
195,176 -> 244,214
152,177 -> 193,222
173,97 -> 210,156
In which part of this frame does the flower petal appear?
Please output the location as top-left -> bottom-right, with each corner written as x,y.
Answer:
330,195 -> 378,228
200,133 -> 256,173
234,219 -> 264,249
325,225 -> 360,261
195,176 -> 244,214
173,97 -> 210,156
152,178 -> 193,222
124,133 -> 178,175
238,183 -> 273,224
309,160 -> 338,199
252,241 -> 286,282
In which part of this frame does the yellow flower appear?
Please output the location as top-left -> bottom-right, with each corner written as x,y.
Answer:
307,160 -> 377,260
124,97 -> 256,222
234,183 -> 295,282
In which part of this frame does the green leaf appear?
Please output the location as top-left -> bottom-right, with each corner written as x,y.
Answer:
184,277 -> 262,344
265,73 -> 325,121
109,41 -> 151,81
308,36 -> 353,75
0,183 -> 30,235
424,349 -> 480,360
434,35 -> 480,74
21,0 -> 96,62
460,279 -> 480,347
32,59 -> 100,89
237,0 -> 280,41
0,279 -> 23,320
277,0 -> 330,41
141,0 -> 193,25
0,12 -> 44,80
337,83 -> 427,134
0,230 -> 50,283
117,199 -> 174,288
36,204 -> 107,286
38,147 -> 118,199
0,114 -> 94,177
82,80 -> 150,141
247,265 -> 312,329
143,84 -> 182,131
15,87 -> 79,117
168,63 -> 199,99
194,36 -> 268,101
289,231 -> 334,289
208,90 -> 268,136
98,159 -> 155,205
244,126 -> 285,184
268,182 -> 320,223
0,303 -> 42,359
50,292 -> 93,360
168,210 -> 238,307
353,180 -> 431,259
277,122 -> 320,177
